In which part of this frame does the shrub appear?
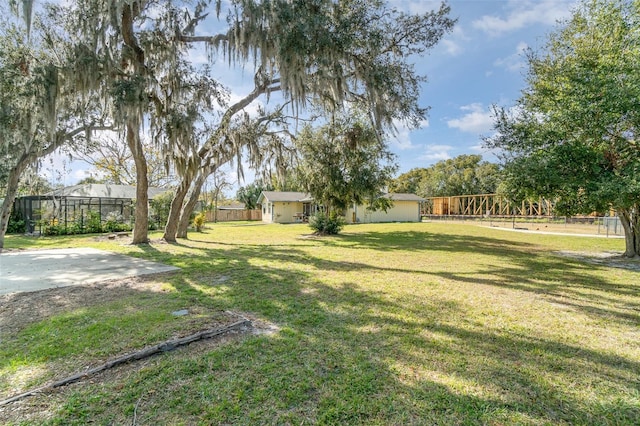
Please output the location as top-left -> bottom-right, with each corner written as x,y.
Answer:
7,210 -> 25,234
65,220 -> 83,235
103,212 -> 131,232
193,211 -> 206,232
149,191 -> 174,227
309,212 -> 345,235
43,224 -> 64,236
86,211 -> 103,234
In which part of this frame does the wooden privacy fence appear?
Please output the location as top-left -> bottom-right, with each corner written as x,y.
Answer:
205,209 -> 262,222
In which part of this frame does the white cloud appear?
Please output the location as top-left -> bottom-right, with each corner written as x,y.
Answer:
419,144 -> 453,162
388,0 -> 442,14
390,119 -> 428,151
447,103 -> 494,134
73,168 -> 93,181
439,26 -> 469,57
473,0 -> 575,37
494,41 -> 529,72
441,39 -> 463,56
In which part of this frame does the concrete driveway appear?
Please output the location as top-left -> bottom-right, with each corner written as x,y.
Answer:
0,248 -> 179,295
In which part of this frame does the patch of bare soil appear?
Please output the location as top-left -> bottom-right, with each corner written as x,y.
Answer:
0,275 -> 170,335
555,250 -> 640,271
0,277 -> 278,424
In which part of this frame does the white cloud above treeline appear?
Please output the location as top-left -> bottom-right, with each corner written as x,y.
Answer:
419,144 -> 453,162
447,103 -> 494,134
473,0 -> 575,37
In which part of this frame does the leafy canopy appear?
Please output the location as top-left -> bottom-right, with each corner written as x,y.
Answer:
295,115 -> 398,213
389,155 -> 500,197
485,0 -> 640,256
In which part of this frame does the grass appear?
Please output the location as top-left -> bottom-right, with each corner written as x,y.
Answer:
1,222 -> 639,425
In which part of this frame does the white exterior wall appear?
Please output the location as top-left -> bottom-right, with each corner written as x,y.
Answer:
345,201 -> 421,223
262,201 -> 305,223
274,201 -> 305,223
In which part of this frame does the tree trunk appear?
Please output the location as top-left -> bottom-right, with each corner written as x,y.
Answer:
176,170 -> 208,239
213,188 -> 220,223
126,120 -> 149,244
163,176 -> 192,242
0,154 -> 32,253
618,206 -> 639,258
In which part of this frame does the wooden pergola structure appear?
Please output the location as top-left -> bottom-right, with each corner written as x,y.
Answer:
422,194 -> 554,218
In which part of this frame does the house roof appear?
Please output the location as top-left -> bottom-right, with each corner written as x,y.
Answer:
384,193 -> 426,202
44,184 -> 170,199
258,191 -> 310,203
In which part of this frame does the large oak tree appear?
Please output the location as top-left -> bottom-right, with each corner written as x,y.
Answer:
486,0 -> 640,257
11,0 -> 455,244
161,0 -> 456,241
0,13 -> 109,252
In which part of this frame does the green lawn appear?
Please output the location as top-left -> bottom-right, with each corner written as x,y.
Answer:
1,222 -> 639,425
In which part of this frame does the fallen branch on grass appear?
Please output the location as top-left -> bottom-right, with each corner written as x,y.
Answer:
0,319 -> 252,406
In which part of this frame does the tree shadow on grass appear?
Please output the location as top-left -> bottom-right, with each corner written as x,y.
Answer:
325,229 -> 534,252
113,239 -> 640,422
4,228 -> 639,424
128,257 -> 640,424
157,229 -> 640,327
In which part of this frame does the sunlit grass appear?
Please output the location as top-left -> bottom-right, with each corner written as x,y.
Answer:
1,222 -> 638,425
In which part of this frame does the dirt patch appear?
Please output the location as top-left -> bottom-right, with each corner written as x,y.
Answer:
555,250 -> 640,271
0,275 -> 171,335
0,277 -> 278,423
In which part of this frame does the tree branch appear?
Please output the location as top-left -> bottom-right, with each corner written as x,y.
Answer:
177,34 -> 228,44
198,78 -> 282,159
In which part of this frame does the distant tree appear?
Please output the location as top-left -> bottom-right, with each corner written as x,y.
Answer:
390,155 -> 500,198
203,170 -> 233,223
388,168 -> 430,194
0,12 -> 109,252
76,136 -> 175,188
485,0 -> 640,257
202,170 -> 234,212
420,155 -> 499,197
76,176 -> 105,185
296,116 -> 398,215
237,180 -> 273,210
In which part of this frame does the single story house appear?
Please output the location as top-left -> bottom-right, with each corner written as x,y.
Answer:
344,193 -> 425,223
257,191 -> 424,224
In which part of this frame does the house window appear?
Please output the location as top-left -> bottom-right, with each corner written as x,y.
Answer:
268,204 -> 272,214
263,205 -> 266,214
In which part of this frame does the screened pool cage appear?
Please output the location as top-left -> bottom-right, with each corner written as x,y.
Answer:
10,184 -> 171,235
13,195 -> 134,234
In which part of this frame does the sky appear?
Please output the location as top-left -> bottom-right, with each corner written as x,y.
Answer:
50,0 -> 579,190
385,0 -> 577,173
